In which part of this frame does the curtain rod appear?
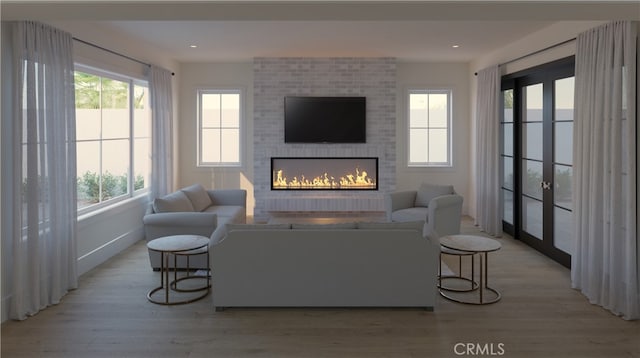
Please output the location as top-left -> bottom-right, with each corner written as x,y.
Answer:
474,37 -> 576,76
72,37 -> 175,76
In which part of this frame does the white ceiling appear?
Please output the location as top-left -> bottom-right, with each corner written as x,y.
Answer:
3,1 -> 639,63
101,20 -> 552,62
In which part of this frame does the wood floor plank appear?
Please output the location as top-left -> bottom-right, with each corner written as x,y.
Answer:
2,218 -> 638,357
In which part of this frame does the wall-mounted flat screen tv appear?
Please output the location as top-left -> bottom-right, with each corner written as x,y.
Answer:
284,96 -> 366,143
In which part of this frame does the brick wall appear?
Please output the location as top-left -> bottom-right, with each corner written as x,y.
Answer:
253,57 -> 397,220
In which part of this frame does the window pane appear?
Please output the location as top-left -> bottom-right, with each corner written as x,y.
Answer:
101,78 -> 129,109
554,164 -> 572,210
102,108 -> 130,139
221,129 -> 240,163
77,141 -> 100,209
202,93 -> 221,127
201,129 -> 221,163
409,128 -> 428,163
409,94 -> 428,127
428,128 -> 447,163
102,139 -> 130,188
428,93 -> 448,128
133,85 -> 150,138
76,109 -> 101,140
221,93 -> 240,127
75,72 -> 100,109
134,138 -> 150,191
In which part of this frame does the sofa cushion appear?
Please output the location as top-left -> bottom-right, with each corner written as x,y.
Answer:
181,184 -> 213,212
291,222 -> 358,230
358,221 -> 424,231
153,191 -> 195,213
391,207 -> 428,222
414,183 -> 454,207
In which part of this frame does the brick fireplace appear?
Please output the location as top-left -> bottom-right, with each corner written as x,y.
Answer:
253,57 -> 397,221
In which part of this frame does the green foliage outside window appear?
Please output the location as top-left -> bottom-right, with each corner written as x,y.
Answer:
77,171 -> 145,204
74,72 -> 146,109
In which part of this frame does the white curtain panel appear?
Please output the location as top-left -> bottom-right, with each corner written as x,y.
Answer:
572,21 -> 638,320
149,65 -> 174,199
10,21 -> 78,320
474,65 -> 503,237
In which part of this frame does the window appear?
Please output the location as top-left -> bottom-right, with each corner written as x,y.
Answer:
407,89 -> 452,167
197,89 -> 242,167
75,66 -> 150,212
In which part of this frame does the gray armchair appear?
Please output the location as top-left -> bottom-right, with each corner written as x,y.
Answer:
385,183 -> 463,239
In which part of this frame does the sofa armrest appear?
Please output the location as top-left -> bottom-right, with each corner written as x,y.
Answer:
207,189 -> 247,207
423,194 -> 463,239
143,212 -> 218,241
385,190 -> 417,220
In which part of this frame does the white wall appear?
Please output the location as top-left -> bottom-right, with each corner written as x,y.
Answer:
467,21 -> 607,219
395,62 -> 471,215
177,62 -> 256,217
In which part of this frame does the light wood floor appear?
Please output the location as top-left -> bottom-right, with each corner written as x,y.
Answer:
2,218 -> 638,357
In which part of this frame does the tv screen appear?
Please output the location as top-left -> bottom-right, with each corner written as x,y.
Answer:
284,96 -> 366,143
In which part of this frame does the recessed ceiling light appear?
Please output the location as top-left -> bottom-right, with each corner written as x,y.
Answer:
452,45 -> 460,48
189,45 -> 198,48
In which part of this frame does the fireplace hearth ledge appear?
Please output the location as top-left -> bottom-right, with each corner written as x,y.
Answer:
263,194 -> 385,212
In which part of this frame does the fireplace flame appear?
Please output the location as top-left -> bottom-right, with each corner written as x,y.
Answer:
273,167 -> 376,189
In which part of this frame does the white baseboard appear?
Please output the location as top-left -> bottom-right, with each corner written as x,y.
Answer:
77,227 -> 144,276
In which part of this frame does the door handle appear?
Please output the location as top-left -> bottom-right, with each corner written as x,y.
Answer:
540,181 -> 551,190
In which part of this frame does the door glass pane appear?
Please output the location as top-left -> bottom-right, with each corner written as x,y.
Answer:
523,196 -> 543,240
503,89 -> 513,122
554,165 -> 572,210
503,189 -> 513,225
522,159 -> 543,200
555,77 -> 574,121
554,122 -> 573,165
503,157 -> 514,190
524,83 -> 543,122
502,123 -> 513,156
523,123 -> 543,160
554,207 -> 573,254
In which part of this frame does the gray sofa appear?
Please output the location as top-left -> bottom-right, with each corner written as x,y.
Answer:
210,221 -> 439,311
143,184 -> 246,270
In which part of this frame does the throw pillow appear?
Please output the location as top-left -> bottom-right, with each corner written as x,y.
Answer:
181,183 -> 213,212
414,183 -> 454,207
152,191 -> 195,213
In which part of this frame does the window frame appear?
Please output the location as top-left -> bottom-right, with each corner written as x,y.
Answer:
406,88 -> 453,168
196,88 -> 244,168
74,64 -> 150,216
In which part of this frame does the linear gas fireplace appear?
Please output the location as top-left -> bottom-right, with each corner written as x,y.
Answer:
271,157 -> 378,190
